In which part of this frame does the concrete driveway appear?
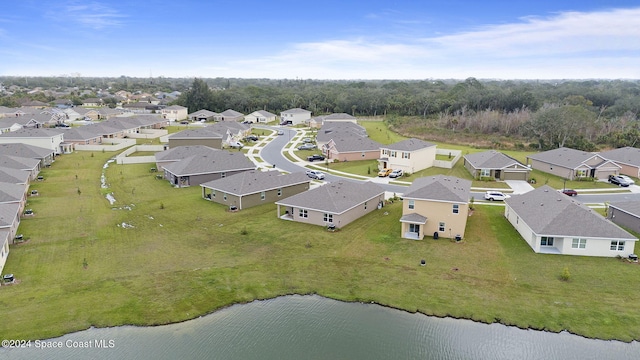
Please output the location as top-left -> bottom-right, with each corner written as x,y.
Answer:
504,180 -> 535,194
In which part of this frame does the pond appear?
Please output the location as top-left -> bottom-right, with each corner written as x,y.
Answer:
2,295 -> 638,359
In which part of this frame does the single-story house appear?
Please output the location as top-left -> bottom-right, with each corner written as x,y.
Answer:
400,175 -> 471,240
322,136 -> 382,161
0,166 -> 31,185
463,150 -> 531,181
526,147 -> 620,180
0,202 -> 21,275
0,155 -> 41,180
378,138 -> 437,174
0,143 -> 56,167
280,108 -> 311,126
82,98 -> 103,107
167,127 -> 226,149
201,171 -> 310,210
316,122 -> 368,149
161,105 -> 188,122
308,113 -> 357,128
276,181 -> 384,229
188,109 -> 218,122
0,182 -> 28,213
244,110 -> 277,124
599,147 -> 640,178
215,109 -> 244,122
155,145 -> 255,187
505,185 -> 637,257
607,201 -> 640,235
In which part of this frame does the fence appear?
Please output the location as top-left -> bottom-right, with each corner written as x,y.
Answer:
434,149 -> 462,169
115,145 -> 165,165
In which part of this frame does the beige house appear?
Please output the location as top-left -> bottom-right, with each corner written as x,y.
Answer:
379,138 -> 437,174
0,128 -> 72,154
280,108 -> 311,126
161,105 -> 188,122
464,150 -> 530,181
527,147 -> 620,180
244,110 -> 277,123
400,175 -> 471,240
505,186 -> 637,257
599,147 -> 640,178
201,171 -> 310,210
276,181 -> 384,229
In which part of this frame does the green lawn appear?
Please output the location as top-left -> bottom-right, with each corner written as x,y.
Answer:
3,152 -> 640,342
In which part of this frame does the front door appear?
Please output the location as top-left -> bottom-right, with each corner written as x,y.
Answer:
495,170 -> 501,179
409,223 -> 420,235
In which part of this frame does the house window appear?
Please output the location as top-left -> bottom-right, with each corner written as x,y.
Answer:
402,152 -> 410,159
541,236 -> 554,246
408,200 -> 414,209
221,172 -> 226,178
324,213 -> 333,223
576,169 -> 587,178
223,193 -> 227,201
452,204 -> 459,214
260,191 -> 266,200
299,209 -> 308,218
480,169 -> 490,177
572,238 -> 587,249
438,222 -> 445,232
390,151 -> 397,157
211,190 -> 216,198
362,152 -> 366,157
364,201 -> 367,210
278,188 -> 282,197
610,240 -> 625,251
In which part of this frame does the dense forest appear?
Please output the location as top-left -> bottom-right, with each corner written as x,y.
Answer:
2,76 -> 640,150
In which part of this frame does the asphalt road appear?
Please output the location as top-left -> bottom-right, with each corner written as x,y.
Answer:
255,125 -> 640,204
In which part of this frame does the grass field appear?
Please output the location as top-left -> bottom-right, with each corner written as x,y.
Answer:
2,151 -> 640,342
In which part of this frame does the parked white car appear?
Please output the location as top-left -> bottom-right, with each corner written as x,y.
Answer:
484,191 -> 510,201
389,169 -> 404,178
306,170 -> 325,180
618,175 -> 635,185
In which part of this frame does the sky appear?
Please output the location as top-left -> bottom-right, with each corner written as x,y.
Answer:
1,0 -> 640,80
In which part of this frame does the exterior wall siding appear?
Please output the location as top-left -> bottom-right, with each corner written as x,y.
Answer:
404,199 -> 469,239
168,138 -> 222,149
529,159 -> 574,179
609,208 -> 640,234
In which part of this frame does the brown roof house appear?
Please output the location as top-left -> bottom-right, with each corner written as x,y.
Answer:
201,170 -> 310,210
378,138 -> 437,174
275,181 -> 385,229
189,109 -> 219,122
599,147 -> 640,178
400,175 -> 471,240
463,150 -> 531,181
215,109 -> 244,122
526,147 -> 620,180
155,145 -> 255,187
505,186 -> 637,257
244,110 -> 277,124
607,201 -> 640,235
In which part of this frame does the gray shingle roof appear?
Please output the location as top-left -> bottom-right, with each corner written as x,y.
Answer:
168,127 -> 224,140
329,136 -> 382,152
506,185 -> 636,239
0,128 -> 63,138
316,122 -> 368,143
609,201 -> 640,218
383,138 -> 436,152
399,213 -> 428,224
201,171 -> 309,196
0,202 -> 20,228
599,147 -> 640,167
189,109 -> 218,117
159,146 -> 254,176
155,145 -> 218,161
527,147 -> 602,168
220,109 -> 243,117
0,166 -> 30,184
0,182 -> 26,203
464,150 -> 525,169
403,175 -> 471,203
276,181 -> 384,214
282,108 -> 311,114
0,155 -> 40,171
0,143 -> 54,159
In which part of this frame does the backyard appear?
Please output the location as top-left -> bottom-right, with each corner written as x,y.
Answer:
1,151 -> 640,342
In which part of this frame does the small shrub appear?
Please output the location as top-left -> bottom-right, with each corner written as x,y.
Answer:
560,266 -> 571,281
240,227 -> 248,235
159,202 -> 165,210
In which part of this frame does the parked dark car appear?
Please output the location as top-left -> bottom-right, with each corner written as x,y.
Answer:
307,154 -> 325,162
609,175 -> 631,187
244,135 -> 259,141
561,189 -> 578,196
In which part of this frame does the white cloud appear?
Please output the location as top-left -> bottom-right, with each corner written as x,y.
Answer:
52,1 -> 126,30
223,7 -> 640,79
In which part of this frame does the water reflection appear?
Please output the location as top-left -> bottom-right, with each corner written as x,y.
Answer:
3,295 -> 638,359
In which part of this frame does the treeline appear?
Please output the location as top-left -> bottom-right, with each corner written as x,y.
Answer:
2,76 -> 640,150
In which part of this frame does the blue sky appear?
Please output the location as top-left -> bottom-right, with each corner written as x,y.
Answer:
1,1 -> 639,79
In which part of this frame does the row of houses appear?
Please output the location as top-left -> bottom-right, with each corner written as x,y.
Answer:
0,143 -> 57,274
